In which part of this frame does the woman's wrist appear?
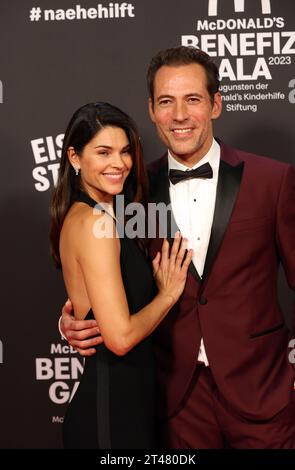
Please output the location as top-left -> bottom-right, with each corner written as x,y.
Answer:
157,292 -> 176,308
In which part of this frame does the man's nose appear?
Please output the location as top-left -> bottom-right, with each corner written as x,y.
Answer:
173,101 -> 188,121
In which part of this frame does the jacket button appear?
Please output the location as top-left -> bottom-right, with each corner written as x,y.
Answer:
199,296 -> 208,305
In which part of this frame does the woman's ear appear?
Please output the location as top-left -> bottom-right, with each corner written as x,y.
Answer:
67,147 -> 80,172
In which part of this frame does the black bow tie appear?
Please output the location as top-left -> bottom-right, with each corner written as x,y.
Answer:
169,162 -> 213,185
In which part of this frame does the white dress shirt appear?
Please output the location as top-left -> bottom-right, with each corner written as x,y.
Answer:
168,139 -> 220,366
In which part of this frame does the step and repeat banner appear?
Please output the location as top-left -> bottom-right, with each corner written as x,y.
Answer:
0,0 -> 294,448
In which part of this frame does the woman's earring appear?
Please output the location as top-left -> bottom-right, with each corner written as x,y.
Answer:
74,167 -> 80,176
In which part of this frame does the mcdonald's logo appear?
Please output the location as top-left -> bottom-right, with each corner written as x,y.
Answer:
208,0 -> 271,16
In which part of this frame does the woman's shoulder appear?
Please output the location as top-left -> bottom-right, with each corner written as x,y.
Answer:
62,202 -> 92,232
62,201 -> 118,247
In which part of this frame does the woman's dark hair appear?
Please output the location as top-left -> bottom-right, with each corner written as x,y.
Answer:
50,101 -> 148,267
147,46 -> 220,106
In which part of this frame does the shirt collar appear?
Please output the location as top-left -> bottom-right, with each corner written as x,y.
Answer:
168,138 -> 220,183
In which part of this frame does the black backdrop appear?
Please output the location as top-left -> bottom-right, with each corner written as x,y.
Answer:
0,0 -> 294,448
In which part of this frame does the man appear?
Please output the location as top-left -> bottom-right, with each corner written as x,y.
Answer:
60,46 -> 295,448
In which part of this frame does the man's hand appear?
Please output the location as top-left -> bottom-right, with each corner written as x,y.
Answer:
60,299 -> 102,356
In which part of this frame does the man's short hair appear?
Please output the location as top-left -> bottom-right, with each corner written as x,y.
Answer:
147,46 -> 220,105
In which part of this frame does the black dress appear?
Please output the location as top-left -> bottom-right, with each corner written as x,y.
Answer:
63,192 -> 156,449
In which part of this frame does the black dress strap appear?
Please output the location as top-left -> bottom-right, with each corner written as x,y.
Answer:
75,190 -> 116,222
75,190 -> 103,209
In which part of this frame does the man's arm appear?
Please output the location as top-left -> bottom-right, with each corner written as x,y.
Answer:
60,299 -> 102,356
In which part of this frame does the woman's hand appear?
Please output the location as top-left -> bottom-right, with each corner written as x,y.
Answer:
152,232 -> 193,305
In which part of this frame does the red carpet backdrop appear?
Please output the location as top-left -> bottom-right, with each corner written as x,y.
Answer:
0,0 -> 294,448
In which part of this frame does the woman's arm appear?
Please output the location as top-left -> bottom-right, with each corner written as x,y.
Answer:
77,217 -> 192,356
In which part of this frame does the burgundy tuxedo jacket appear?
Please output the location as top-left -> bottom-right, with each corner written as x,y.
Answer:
147,140 -> 295,421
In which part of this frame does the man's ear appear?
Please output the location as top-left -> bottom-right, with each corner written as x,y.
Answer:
67,147 -> 80,170
148,98 -> 156,123
211,92 -> 222,120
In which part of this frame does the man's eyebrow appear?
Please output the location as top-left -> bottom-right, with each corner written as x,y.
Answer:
156,94 -> 173,100
156,92 -> 203,100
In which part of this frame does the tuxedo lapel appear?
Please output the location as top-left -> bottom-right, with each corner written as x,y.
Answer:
202,158 -> 244,282
149,157 -> 170,207
149,156 -> 201,282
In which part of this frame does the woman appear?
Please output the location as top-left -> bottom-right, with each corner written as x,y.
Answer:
50,102 -> 192,449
